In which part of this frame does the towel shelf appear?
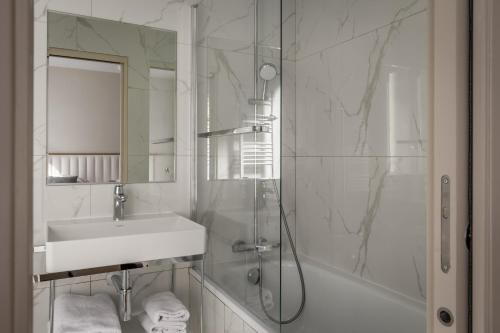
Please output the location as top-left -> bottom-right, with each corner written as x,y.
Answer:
198,125 -> 271,138
151,137 -> 175,144
33,248 -> 203,283
34,263 -> 144,283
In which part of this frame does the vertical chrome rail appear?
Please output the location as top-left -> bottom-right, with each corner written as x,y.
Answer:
49,280 -> 55,333
200,255 -> 205,333
253,0 -> 260,248
190,3 -> 199,222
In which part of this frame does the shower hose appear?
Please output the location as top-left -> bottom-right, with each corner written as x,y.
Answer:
258,179 -> 306,324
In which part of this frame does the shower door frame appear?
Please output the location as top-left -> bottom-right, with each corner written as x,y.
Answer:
430,0 -> 469,332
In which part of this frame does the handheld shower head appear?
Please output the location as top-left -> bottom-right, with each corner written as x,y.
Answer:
259,63 -> 277,81
259,63 -> 277,100
248,63 -> 278,105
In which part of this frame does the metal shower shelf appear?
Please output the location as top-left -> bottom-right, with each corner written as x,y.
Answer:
198,125 -> 271,138
151,137 -> 175,144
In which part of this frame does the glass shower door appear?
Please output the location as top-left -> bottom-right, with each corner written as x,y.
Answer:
195,0 -> 283,331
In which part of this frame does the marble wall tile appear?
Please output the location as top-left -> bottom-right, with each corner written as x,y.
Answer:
47,0 -> 92,16
45,184 -> 91,220
173,267 -> 191,308
203,287 -> 225,333
33,64 -> 47,156
90,184 -> 115,217
55,276 -> 91,287
225,305 -> 244,333
257,0 -> 281,50
197,47 -> 254,133
128,155 -> 150,184
197,177 -> 255,270
295,156 -> 426,300
88,157 -> 191,218
33,156 -> 46,245
281,156 -> 296,250
256,159 -> 296,254
91,0 -> 192,45
296,11 -> 428,157
281,60 -> 296,157
124,183 -> 165,215
295,0 -> 427,60
55,281 -> 91,297
158,155 -> 192,215
188,274 -> 201,333
196,0 -> 255,48
33,287 -> 50,333
281,0 -> 296,61
176,43 -> 194,156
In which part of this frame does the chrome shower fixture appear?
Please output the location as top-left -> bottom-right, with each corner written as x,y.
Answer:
249,63 -> 278,105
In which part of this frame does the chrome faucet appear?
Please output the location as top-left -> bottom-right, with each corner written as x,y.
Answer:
113,184 -> 127,221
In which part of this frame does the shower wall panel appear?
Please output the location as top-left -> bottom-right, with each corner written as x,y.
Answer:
294,0 -> 428,302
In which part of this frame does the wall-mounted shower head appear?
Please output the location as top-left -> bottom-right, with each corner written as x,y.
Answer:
259,63 -> 277,101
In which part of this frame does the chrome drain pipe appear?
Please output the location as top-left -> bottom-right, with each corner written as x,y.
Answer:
111,270 -> 132,321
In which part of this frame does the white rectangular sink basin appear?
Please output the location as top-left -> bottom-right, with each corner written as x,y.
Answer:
45,213 -> 206,273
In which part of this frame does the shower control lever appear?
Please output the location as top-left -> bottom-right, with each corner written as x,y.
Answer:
232,239 -> 280,253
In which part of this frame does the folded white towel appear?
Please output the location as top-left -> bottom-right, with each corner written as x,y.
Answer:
142,291 -> 190,323
137,312 -> 187,333
53,293 -> 121,333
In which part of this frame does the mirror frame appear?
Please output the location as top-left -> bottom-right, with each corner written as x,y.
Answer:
46,47 -> 128,183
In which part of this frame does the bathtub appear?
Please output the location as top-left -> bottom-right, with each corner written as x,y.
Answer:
192,258 -> 426,333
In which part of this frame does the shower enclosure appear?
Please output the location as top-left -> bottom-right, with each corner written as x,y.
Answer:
195,0 -> 286,330
194,0 -> 429,332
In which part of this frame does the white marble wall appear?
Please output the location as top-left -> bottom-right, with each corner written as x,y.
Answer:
33,1 -> 195,332
294,0 -> 428,302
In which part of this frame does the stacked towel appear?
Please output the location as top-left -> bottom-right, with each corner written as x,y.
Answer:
137,312 -> 187,333
138,291 -> 190,333
53,293 -> 121,333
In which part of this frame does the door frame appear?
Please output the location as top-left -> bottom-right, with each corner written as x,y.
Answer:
0,0 -> 34,332
430,0 -> 469,332
472,0 -> 500,332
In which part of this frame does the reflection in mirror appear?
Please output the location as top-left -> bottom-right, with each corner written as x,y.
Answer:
149,68 -> 176,182
47,55 -> 124,184
46,12 -> 178,184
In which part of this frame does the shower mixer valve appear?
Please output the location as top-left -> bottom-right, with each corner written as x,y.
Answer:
231,238 -> 280,253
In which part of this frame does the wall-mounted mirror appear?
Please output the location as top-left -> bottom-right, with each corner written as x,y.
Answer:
46,12 -> 177,184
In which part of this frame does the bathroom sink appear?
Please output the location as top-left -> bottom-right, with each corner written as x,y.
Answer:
45,213 -> 206,273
